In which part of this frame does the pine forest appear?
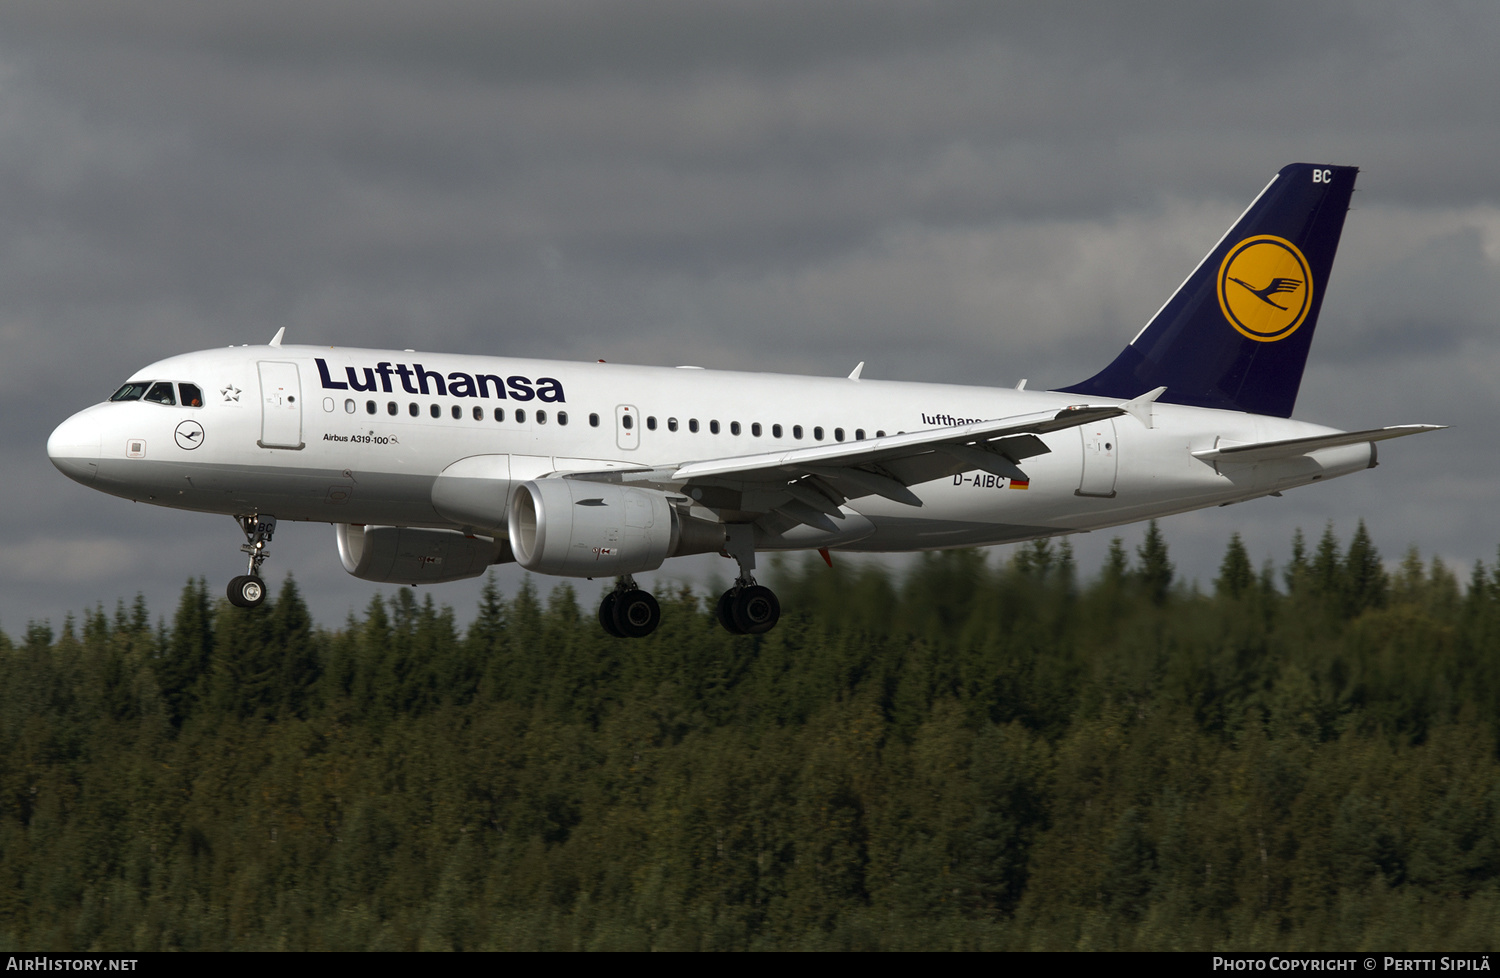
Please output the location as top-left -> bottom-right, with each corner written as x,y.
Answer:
2,521 -> 1498,951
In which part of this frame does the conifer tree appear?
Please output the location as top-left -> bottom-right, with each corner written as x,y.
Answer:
157,579 -> 213,727
1311,522 -> 1344,601
1013,539 -> 1053,578
1102,538 -> 1128,588
1215,533 -> 1254,599
268,576 -> 320,718
1343,520 -> 1387,616
1391,546 -> 1427,606
468,572 -> 507,658
1285,526 -> 1309,593
1136,520 -> 1173,605
1055,538 -> 1076,593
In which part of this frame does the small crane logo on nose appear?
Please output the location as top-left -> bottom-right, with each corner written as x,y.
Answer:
175,420 -> 205,451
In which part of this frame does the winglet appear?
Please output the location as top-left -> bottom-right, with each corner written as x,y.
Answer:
1121,386 -> 1167,429
269,327 -> 286,347
848,361 -> 865,381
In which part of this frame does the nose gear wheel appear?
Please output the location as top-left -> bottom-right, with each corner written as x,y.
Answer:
226,514 -> 276,609
227,574 -> 267,608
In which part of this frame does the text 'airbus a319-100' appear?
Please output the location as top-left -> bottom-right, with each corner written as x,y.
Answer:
49,163 -> 1443,637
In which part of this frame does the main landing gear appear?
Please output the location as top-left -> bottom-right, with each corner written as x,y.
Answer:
226,514 -> 276,609
599,576 -> 662,638
591,528 -> 784,638
714,525 -> 781,636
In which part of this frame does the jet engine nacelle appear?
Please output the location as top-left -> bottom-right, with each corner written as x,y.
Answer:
508,479 -> 722,578
336,524 -> 510,584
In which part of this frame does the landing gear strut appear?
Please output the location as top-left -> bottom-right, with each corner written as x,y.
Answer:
598,575 -> 662,638
226,514 -> 276,609
716,524 -> 781,635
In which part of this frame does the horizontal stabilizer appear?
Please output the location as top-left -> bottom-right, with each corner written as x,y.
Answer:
1193,424 -> 1445,464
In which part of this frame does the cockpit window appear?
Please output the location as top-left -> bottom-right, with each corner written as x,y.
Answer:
144,382 -> 176,405
179,383 -> 203,407
110,382 -> 149,402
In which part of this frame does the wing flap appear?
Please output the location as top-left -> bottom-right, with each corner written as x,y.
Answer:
668,405 -> 1124,483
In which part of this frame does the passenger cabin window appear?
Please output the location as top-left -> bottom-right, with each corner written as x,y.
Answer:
179,383 -> 204,407
773,424 -> 783,438
688,419 -> 700,433
709,420 -> 720,434
793,425 -> 803,440
430,404 -> 441,419
144,382 -> 176,406
813,426 -> 824,440
589,413 -> 600,427
668,418 -> 679,432
752,423 -> 762,437
646,416 -> 657,430
622,414 -> 634,430
473,406 -> 483,420
558,411 -> 569,426
110,382 -> 149,402
367,400 -> 377,414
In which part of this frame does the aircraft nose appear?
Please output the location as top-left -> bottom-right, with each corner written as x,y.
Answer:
48,410 -> 102,485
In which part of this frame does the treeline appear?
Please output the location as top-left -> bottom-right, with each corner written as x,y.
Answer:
2,522 -> 1499,950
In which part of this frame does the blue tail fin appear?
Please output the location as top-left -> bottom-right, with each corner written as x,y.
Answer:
1057,163 -> 1357,417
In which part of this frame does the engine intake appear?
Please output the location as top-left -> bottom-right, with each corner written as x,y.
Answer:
508,479 -> 722,577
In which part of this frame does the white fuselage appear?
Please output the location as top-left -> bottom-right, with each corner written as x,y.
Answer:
47,343 -> 1372,560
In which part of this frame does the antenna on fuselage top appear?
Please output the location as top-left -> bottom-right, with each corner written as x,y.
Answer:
847,361 -> 865,380
269,327 -> 286,347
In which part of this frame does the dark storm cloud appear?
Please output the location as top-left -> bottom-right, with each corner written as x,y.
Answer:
1,1 -> 1497,630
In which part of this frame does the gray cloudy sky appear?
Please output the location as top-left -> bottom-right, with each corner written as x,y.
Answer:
3,1 -> 1497,633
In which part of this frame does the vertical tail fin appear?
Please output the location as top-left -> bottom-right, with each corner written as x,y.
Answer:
1058,163 -> 1358,417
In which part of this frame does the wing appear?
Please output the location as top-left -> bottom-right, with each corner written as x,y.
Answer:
1192,424 -> 1445,464
556,396 -> 1153,533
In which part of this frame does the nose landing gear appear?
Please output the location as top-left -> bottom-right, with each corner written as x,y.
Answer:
598,576 -> 662,638
226,514 -> 276,609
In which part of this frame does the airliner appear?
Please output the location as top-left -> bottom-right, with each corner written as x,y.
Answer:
47,163 -> 1442,637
